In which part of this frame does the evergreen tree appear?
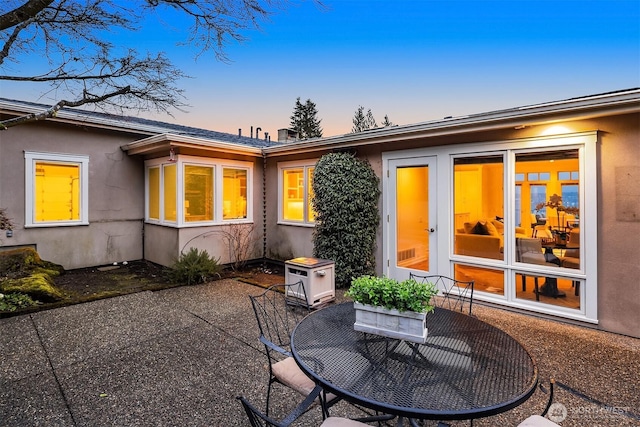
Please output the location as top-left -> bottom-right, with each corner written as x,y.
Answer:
352,106 -> 392,132
351,106 -> 367,133
290,97 -> 323,139
365,109 -> 377,129
381,114 -> 394,127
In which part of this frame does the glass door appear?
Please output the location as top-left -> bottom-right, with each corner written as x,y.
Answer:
388,157 -> 437,279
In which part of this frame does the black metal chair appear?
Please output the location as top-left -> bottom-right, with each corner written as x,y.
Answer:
237,391 -> 370,427
409,273 -> 475,315
518,379 -> 640,426
249,281 -> 339,417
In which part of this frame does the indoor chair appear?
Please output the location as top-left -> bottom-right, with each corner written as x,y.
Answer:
409,273 -> 475,315
530,213 -> 548,238
249,282 -> 339,417
516,238 -> 560,300
560,227 -> 580,295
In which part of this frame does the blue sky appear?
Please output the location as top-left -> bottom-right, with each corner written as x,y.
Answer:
3,0 -> 639,137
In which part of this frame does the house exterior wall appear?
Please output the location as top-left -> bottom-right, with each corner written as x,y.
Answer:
263,112 -> 640,338
0,121 -> 145,269
143,156 -> 265,267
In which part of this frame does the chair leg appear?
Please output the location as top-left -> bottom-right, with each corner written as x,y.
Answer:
265,379 -> 275,416
521,274 -> 526,292
533,277 -> 540,301
574,280 -> 580,296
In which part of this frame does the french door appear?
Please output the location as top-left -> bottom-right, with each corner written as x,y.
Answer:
387,156 -> 437,279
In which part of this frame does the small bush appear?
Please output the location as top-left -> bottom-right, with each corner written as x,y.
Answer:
0,292 -> 40,312
346,275 -> 438,313
169,248 -> 222,285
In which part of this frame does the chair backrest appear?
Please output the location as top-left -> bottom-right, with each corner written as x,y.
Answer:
409,273 -> 474,314
249,281 -> 310,358
237,395 -> 284,427
517,237 -> 543,264
565,228 -> 580,258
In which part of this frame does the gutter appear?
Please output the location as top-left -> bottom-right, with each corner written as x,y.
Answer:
263,89 -> 640,155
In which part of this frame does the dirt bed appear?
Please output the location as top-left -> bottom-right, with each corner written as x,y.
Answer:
53,260 -> 285,301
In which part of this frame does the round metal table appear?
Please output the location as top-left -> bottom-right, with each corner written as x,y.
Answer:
291,303 -> 538,422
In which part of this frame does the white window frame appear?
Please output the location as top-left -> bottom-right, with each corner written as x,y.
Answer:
277,159 -> 317,226
144,155 -> 253,227
24,151 -> 89,227
383,131 -> 598,324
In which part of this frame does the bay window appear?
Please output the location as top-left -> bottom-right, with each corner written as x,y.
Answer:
145,156 -> 252,226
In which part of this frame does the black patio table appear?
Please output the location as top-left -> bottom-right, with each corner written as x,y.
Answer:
291,303 -> 538,424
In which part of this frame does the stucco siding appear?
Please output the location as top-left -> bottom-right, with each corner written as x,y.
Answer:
0,121 -> 146,269
596,113 -> 640,338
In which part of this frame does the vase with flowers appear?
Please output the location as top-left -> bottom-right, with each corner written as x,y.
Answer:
535,194 -> 579,244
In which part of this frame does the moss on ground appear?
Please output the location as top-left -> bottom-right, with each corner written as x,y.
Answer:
0,248 -> 65,304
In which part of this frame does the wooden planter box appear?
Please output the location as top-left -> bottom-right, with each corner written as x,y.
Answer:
353,302 -> 428,344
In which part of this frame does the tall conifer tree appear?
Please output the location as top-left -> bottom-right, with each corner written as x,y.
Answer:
290,97 -> 323,139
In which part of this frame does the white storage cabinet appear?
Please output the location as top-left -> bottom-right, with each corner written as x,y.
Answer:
285,257 -> 335,308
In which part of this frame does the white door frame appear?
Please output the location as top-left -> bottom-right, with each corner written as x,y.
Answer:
383,155 -> 437,280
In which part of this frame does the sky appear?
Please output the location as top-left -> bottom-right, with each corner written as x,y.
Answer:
2,0 -> 639,138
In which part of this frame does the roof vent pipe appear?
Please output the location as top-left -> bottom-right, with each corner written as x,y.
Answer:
264,132 -> 269,141
238,128 -> 242,137
251,126 -> 253,138
256,127 -> 262,139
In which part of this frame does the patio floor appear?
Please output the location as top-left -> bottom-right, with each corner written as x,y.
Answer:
1,279 -> 638,426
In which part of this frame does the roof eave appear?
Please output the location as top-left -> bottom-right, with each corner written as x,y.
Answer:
122,134 -> 263,157
263,89 -> 640,155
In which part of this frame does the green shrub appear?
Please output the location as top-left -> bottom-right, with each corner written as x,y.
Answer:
346,275 -> 438,313
169,248 -> 221,285
0,292 -> 40,312
312,152 -> 381,288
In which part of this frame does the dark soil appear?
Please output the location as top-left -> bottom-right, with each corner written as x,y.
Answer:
2,260 -> 285,317
54,260 -> 286,301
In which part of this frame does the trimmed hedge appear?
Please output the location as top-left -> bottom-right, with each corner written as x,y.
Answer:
312,152 -> 381,288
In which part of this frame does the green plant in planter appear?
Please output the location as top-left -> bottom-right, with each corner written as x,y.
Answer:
346,275 -> 438,313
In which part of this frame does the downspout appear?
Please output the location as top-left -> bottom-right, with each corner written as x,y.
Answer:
262,150 -> 267,269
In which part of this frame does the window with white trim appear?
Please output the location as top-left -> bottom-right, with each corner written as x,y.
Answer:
145,156 -> 252,226
24,152 -> 89,227
278,160 -> 316,224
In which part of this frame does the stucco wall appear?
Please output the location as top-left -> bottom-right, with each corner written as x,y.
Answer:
594,114 -> 640,338
263,113 -> 640,338
0,121 -> 145,269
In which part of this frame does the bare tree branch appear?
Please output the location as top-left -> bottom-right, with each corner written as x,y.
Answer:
0,0 -> 317,130
0,0 -> 54,31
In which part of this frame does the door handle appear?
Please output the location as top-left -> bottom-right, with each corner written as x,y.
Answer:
427,228 -> 435,232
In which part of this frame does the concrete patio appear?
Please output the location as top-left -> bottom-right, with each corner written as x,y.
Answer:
1,279 -> 638,426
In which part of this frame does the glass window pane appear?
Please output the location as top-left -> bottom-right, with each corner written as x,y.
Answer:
540,172 -> 551,181
223,168 -> 247,219
558,171 -> 570,180
455,264 -> 505,296
571,171 -> 579,180
184,165 -> 214,222
516,149 -> 580,266
148,167 -> 160,220
453,155 -> 504,260
307,167 -> 315,222
530,185 -> 547,217
515,173 -> 525,182
35,162 -> 80,222
397,166 -> 429,269
283,168 -> 304,221
163,164 -> 177,221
